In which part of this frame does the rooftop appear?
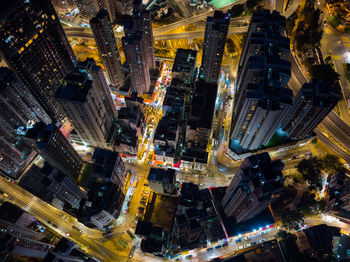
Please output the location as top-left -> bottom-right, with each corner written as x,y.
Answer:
55,70 -> 92,103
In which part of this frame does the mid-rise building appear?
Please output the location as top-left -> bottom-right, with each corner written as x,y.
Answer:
0,67 -> 51,177
22,122 -> 83,181
0,0 -> 76,120
229,9 -> 292,151
55,69 -> 115,149
172,49 -> 197,86
125,0 -> 156,69
122,31 -> 151,95
19,162 -> 86,210
78,180 -> 125,229
90,9 -> 125,90
222,152 -> 285,222
200,11 -> 230,83
147,168 -> 176,196
0,202 -> 44,241
92,148 -> 127,192
283,79 -> 339,139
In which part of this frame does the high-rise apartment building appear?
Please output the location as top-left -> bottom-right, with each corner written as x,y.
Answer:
55,69 -> 114,149
229,10 -> 292,151
283,79 -> 339,139
22,122 -> 83,181
0,68 -> 51,177
78,58 -> 118,122
115,0 -> 133,15
76,0 -> 118,22
122,31 -> 151,95
0,0 -> 76,120
124,0 -> 156,69
200,11 -> 230,83
222,152 -> 285,222
90,9 -> 125,90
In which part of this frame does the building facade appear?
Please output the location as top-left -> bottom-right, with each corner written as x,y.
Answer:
229,10 -> 292,151
92,148 -> 127,193
22,122 -> 83,181
222,152 -> 285,222
200,11 -> 230,83
0,67 -> 52,177
125,0 -> 156,69
147,168 -> 176,195
282,79 -> 339,139
90,9 -> 125,90
55,69 -> 114,149
78,58 -> 119,123
0,0 -> 76,120
122,31 -> 151,95
19,162 -> 86,210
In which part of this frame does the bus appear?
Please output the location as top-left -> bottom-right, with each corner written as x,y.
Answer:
133,179 -> 138,188
127,229 -> 136,240
129,245 -> 137,258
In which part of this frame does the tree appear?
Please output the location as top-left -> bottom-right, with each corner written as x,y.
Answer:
309,64 -> 340,86
245,0 -> 263,11
229,4 -> 244,17
322,153 -> 343,173
297,157 -> 323,190
281,209 -> 305,231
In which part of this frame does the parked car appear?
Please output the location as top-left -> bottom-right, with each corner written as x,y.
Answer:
215,245 -> 222,249
235,238 -> 242,243
207,247 -> 213,252
260,239 -> 265,243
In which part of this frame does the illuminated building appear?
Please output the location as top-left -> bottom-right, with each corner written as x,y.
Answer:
200,11 -> 230,83
90,9 -> 125,90
0,67 -> 51,177
0,0 -> 76,120
125,0 -> 156,69
55,69 -> 116,149
222,152 -> 284,222
282,79 -> 339,139
22,122 -> 83,181
229,10 -> 292,151
122,31 -> 151,95
76,0 -> 119,21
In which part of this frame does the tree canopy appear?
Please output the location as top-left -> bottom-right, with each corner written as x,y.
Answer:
281,209 -> 305,231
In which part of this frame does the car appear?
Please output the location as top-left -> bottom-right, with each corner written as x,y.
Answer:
72,225 -> 82,234
237,245 -> 243,250
260,231 -> 265,235
235,238 -> 242,243
65,232 -> 71,237
175,258 -> 182,261
222,242 -> 228,247
207,247 -> 213,252
215,245 -> 222,249
185,254 -> 192,259
250,242 -> 257,246
243,244 -> 248,248
260,239 -> 265,243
